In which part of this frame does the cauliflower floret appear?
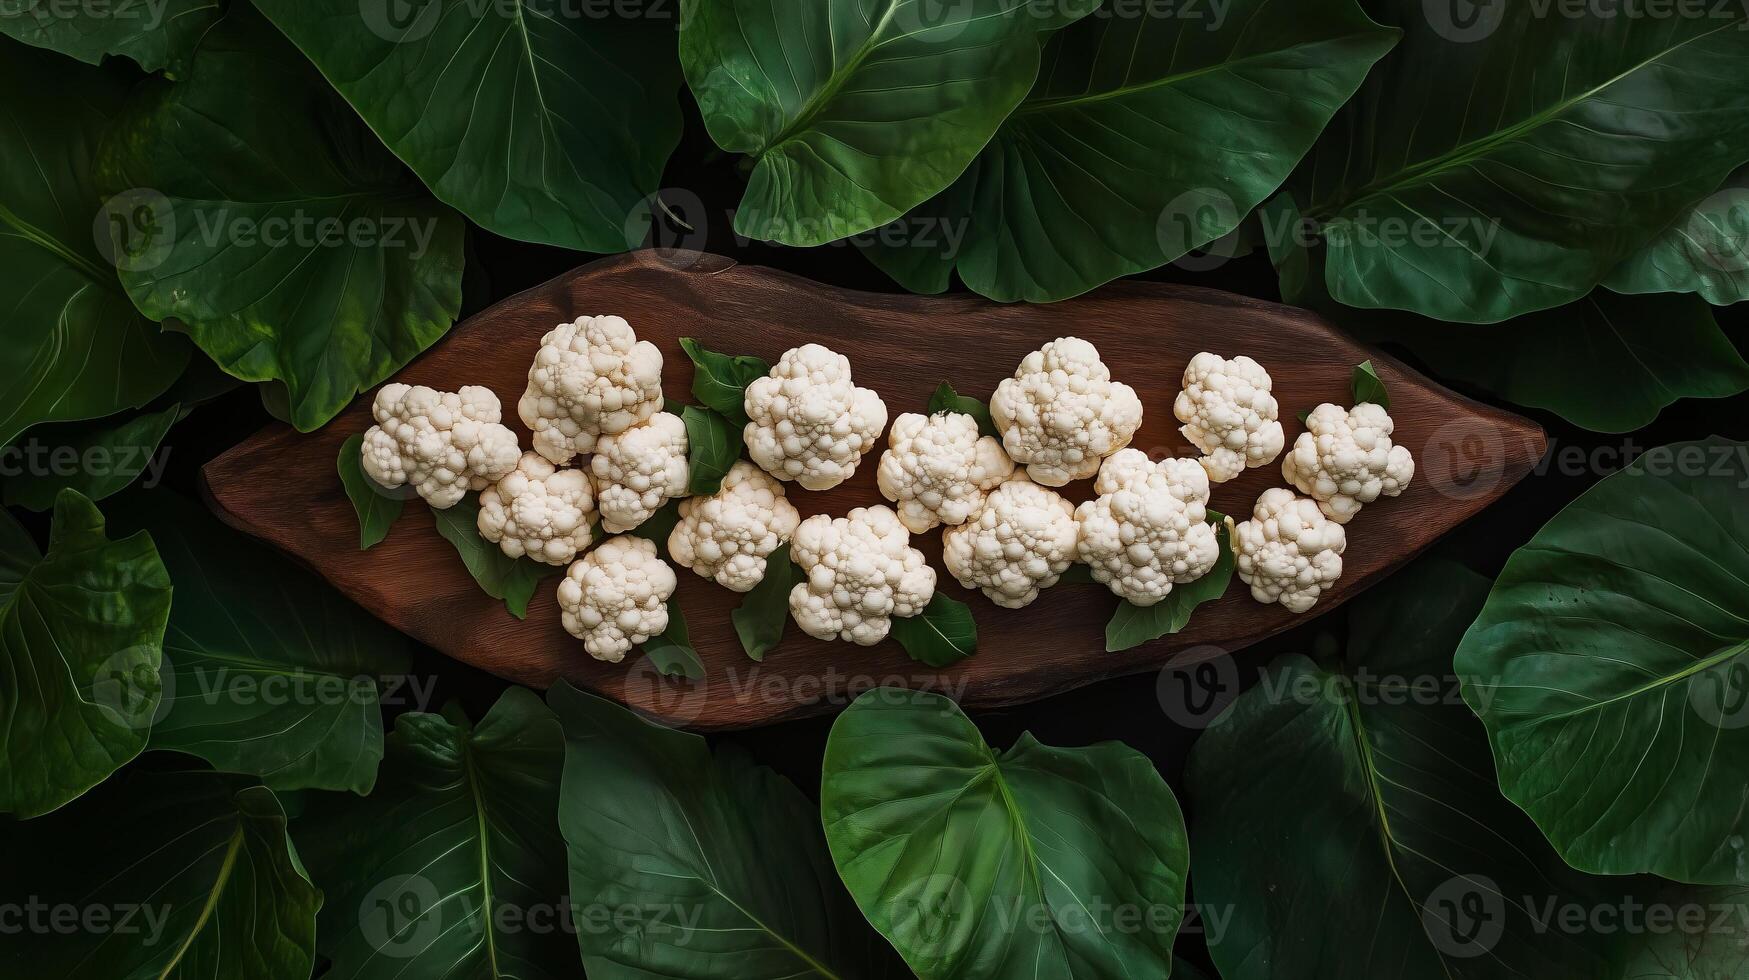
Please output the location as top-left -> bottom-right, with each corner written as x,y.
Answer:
556,536 -> 677,662
942,476 -> 1080,609
477,452 -> 597,565
989,337 -> 1143,486
1282,402 -> 1415,523
669,461 -> 802,592
360,383 -> 520,509
876,412 -> 1015,534
518,315 -> 664,464
1173,352 -> 1285,483
1233,488 -> 1347,614
590,412 -> 689,533
1074,449 -> 1220,607
788,505 -> 935,645
743,344 -> 887,490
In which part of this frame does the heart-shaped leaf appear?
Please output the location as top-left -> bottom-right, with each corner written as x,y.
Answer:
0,0 -> 220,74
96,7 -> 467,432
294,689 -> 574,980
822,689 -> 1189,978
683,0 -> 1100,246
861,0 -> 1397,301
431,495 -> 553,619
253,0 -> 683,253
1457,437 -> 1749,884
0,491 -> 171,817
1,402 -> 180,511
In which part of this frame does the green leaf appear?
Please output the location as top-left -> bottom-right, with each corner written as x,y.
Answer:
107,491 -> 413,795
96,7 -> 467,432
252,0 -> 682,254
680,337 -> 768,425
1104,520 -> 1234,653
1188,559 -> 1615,979
0,765 -> 318,980
1351,359 -> 1388,408
1607,166 -> 1749,305
642,602 -> 704,680
1456,437 -> 1749,884
0,490 -> 172,817
890,592 -> 977,668
548,682 -> 879,978
1292,0 -> 1749,322
861,0 -> 1397,302
732,543 -> 795,661
337,432 -> 405,550
683,0 -> 1101,247
0,0 -> 221,74
1613,883 -> 1749,978
925,382 -> 997,439
1,402 -> 180,511
294,688 -> 574,980
822,689 -> 1189,978
430,495 -> 552,620
0,38 -> 189,449
681,403 -> 742,495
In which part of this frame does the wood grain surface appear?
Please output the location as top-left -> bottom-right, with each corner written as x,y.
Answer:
203,250 -> 1547,730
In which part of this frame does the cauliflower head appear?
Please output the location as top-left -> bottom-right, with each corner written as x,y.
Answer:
1282,402 -> 1415,523
876,411 -> 1015,533
989,337 -> 1143,486
788,505 -> 936,645
590,412 -> 689,533
668,461 -> 802,592
743,344 -> 887,490
477,452 -> 598,565
556,536 -> 677,662
518,315 -> 664,464
360,383 -> 520,509
1074,449 -> 1220,607
1233,488 -> 1347,614
942,476 -> 1080,609
1173,352 -> 1285,483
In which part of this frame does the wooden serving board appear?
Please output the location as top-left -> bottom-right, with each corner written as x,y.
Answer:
203,251 -> 1546,730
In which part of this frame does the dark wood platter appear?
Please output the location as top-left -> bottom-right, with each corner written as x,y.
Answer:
203,250 -> 1546,729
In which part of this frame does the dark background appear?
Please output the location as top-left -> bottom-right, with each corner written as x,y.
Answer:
147,98 -> 1749,969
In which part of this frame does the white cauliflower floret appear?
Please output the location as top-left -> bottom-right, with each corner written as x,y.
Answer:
989,337 -> 1143,486
1173,352 -> 1285,483
743,344 -> 887,490
1074,449 -> 1220,607
477,452 -> 597,565
590,412 -> 689,532
360,383 -> 520,509
942,476 -> 1080,609
876,412 -> 1015,534
556,536 -> 677,662
668,461 -> 802,592
788,505 -> 935,645
518,315 -> 664,464
1282,402 -> 1415,523
1233,488 -> 1347,614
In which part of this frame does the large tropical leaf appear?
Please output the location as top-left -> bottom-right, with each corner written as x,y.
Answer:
822,689 -> 1189,978
1607,166 -> 1749,306
862,0 -> 1397,302
1289,0 -> 1749,322
0,491 -> 171,818
1188,560 -> 1614,979
1457,437 -> 1749,884
96,7 -> 466,432
548,681 -> 885,978
294,689 -> 575,979
682,0 -> 1100,247
0,38 -> 189,449
0,0 -> 220,74
107,491 -> 413,795
0,764 -> 318,979
0,402 -> 181,510
253,0 -> 682,253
